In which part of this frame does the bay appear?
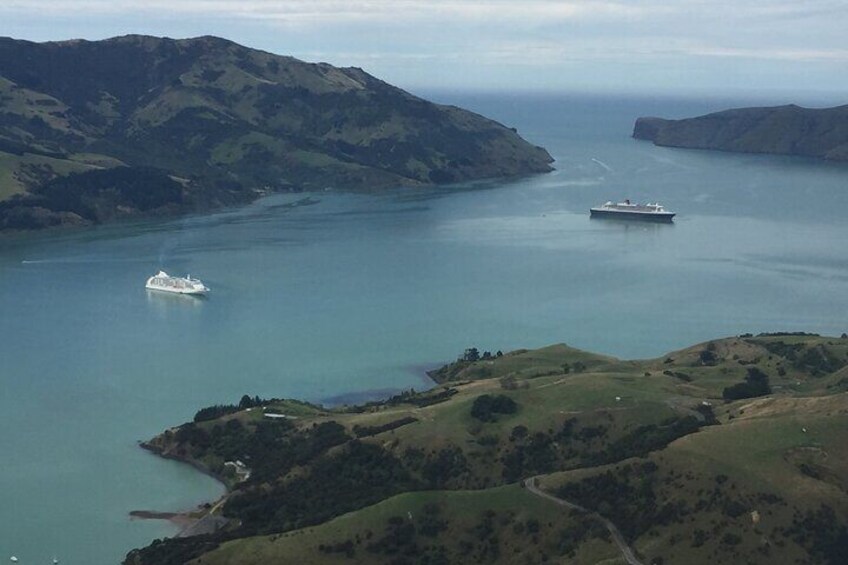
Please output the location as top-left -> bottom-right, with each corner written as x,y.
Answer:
2,92 -> 848,563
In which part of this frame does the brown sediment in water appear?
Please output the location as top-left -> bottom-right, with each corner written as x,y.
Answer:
129,509 -> 197,528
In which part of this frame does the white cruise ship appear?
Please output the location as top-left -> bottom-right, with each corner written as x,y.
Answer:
145,271 -> 209,295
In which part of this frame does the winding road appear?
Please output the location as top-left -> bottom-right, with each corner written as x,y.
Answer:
523,476 -> 644,565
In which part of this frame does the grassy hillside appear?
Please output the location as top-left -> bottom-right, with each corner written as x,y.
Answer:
189,486 -> 620,565
633,104 -> 848,162
0,35 -> 553,230
126,333 -> 848,564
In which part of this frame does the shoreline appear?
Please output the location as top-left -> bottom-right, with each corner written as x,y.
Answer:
130,374 -> 446,537
0,166 -> 555,236
134,440 -> 232,537
128,375 -> 440,535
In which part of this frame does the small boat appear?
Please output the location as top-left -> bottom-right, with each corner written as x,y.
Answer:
145,271 -> 209,295
590,199 -> 675,222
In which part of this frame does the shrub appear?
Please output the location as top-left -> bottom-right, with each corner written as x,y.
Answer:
471,394 -> 518,422
723,367 -> 772,400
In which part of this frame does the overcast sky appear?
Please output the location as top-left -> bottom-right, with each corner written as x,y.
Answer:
3,1 -> 847,97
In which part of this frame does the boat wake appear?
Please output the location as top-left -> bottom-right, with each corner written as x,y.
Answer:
21,257 -> 149,265
591,158 -> 613,172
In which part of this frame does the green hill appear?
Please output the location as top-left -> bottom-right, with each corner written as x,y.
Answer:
0,35 -> 553,230
633,104 -> 848,162
125,333 -> 848,564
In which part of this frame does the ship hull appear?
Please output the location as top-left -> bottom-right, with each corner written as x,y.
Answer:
145,283 -> 207,295
590,208 -> 675,223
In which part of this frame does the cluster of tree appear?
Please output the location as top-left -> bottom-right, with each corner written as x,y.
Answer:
123,536 -> 219,565
347,507 -> 547,563
347,388 -> 458,413
317,538 -> 356,559
427,348 -> 504,383
420,446 -> 470,488
786,504 -> 848,564
402,388 -> 458,408
699,342 -> 719,366
584,416 -> 701,466
556,461 -> 683,542
755,332 -> 821,337
365,515 -> 420,558
193,395 -> 272,422
559,361 -> 587,374
1,166 -> 188,230
225,440 -> 418,535
663,370 -> 692,382
760,341 -> 846,376
175,417 -> 351,484
353,416 -> 418,438
37,166 -> 184,219
399,446 -> 472,489
502,431 -> 559,482
506,413 -> 704,483
470,394 -> 518,422
722,367 -> 772,400
500,419 -> 583,482
555,515 -> 608,558
461,348 -> 503,362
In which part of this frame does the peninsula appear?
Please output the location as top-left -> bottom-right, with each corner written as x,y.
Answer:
0,35 -> 553,230
126,333 -> 848,565
634,104 -> 848,162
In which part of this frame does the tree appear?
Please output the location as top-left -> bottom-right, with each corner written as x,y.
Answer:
463,348 -> 480,362
471,394 -> 518,422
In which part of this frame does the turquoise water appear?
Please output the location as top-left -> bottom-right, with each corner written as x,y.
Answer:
2,93 -> 848,563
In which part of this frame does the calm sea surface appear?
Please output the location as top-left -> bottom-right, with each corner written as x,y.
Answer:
2,92 -> 848,563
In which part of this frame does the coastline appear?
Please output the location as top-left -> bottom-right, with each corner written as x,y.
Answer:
319,365 -> 438,407
134,440 -> 232,537
128,373 -> 443,538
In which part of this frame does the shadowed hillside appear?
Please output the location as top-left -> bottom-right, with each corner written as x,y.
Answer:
0,35 -> 553,230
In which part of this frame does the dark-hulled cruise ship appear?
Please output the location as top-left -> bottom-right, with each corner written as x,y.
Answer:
590,200 -> 675,222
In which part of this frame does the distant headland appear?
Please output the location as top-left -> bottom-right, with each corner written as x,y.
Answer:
634,104 -> 848,162
0,35 -> 553,231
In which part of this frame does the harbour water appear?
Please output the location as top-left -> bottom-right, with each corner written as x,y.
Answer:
2,92 -> 848,562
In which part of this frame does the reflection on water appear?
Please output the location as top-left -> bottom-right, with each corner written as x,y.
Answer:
145,289 -> 207,308
589,216 -> 676,231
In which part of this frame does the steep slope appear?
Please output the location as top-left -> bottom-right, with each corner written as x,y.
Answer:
633,104 -> 848,162
0,35 -> 553,229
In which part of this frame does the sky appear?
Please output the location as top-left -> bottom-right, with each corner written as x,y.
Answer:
2,0 -> 848,98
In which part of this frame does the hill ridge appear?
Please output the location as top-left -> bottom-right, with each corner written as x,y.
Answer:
0,34 -> 553,230
633,103 -> 848,162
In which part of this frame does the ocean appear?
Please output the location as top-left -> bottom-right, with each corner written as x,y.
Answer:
2,92 -> 848,563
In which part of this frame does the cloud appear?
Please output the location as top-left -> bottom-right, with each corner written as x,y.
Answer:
3,0 -> 847,92
0,1 -> 655,25
684,46 -> 848,63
